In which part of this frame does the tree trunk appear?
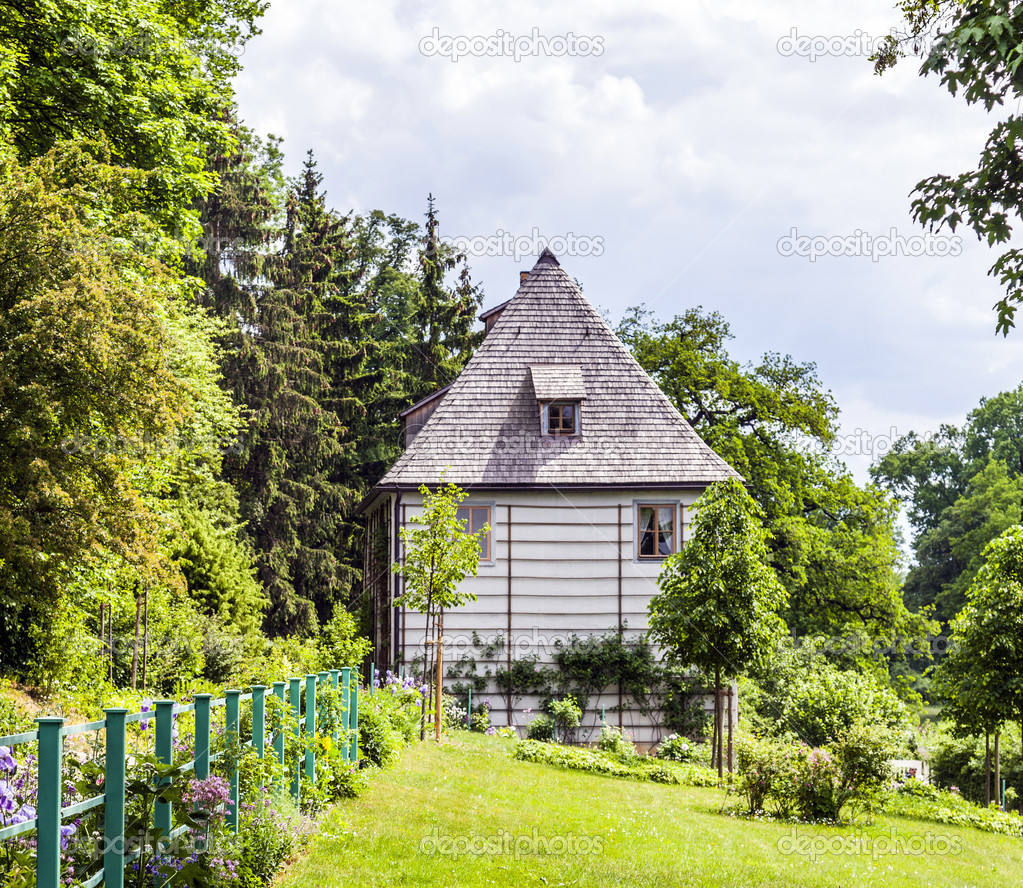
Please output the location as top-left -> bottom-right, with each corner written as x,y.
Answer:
727,683 -> 734,775
435,610 -> 444,742
995,730 -> 1001,809
985,732 -> 991,807
715,665 -> 723,781
131,592 -> 142,691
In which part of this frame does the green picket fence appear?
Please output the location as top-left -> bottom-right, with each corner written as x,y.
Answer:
0,667 -> 360,888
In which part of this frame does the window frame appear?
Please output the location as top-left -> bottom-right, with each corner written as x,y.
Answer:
634,501 -> 680,562
540,400 -> 581,437
456,503 -> 494,563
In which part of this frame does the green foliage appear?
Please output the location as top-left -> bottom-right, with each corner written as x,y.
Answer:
929,722 -> 1022,807
877,0 -> 1023,333
650,477 -> 788,772
319,607 -> 372,671
393,478 -> 488,612
513,739 -> 719,787
650,478 -> 788,680
933,525 -> 1023,738
548,695 -> 583,743
887,778 -> 1023,837
619,307 -> 926,660
525,714 -> 556,742
597,725 -> 638,761
734,726 -> 896,822
655,734 -> 701,764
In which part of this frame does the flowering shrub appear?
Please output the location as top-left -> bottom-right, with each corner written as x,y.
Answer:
656,734 -> 700,764
470,698 -> 492,734
734,725 -> 896,822
597,725 -> 637,762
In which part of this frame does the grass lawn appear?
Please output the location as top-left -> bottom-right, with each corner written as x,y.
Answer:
279,733 -> 1023,888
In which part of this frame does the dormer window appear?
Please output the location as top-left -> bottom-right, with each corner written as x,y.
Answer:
543,401 -> 580,436
529,365 -> 586,438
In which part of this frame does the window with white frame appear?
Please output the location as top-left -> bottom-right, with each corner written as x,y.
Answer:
541,401 -> 580,436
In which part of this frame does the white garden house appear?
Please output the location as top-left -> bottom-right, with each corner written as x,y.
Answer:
359,249 -> 738,745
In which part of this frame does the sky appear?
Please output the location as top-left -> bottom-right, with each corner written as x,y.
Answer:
232,0 -> 1023,483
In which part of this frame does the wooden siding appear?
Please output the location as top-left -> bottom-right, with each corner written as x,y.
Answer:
383,487 -> 739,747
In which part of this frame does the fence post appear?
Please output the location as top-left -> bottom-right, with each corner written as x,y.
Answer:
304,674 -> 316,782
349,683 -> 359,762
36,717 -> 64,888
194,694 -> 212,781
340,667 -> 351,764
272,682 -> 286,777
225,690 -> 240,833
154,701 -> 175,840
289,677 -> 301,802
252,685 -> 267,760
103,709 -> 127,888
329,670 -> 340,747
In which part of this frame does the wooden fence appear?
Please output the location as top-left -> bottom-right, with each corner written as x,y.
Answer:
0,667 -> 360,888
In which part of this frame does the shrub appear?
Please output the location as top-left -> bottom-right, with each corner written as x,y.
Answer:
526,714 -> 557,742
470,698 -> 492,733
319,607 -> 372,671
887,778 -> 1023,837
735,735 -> 796,816
734,725 -> 896,822
357,696 -> 403,768
598,725 -> 637,761
513,739 -> 718,787
549,695 -> 582,742
656,733 -> 697,763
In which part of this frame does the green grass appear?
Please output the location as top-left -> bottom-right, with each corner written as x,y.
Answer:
280,733 -> 1023,888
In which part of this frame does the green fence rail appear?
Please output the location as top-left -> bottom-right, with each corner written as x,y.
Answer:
0,667 -> 359,888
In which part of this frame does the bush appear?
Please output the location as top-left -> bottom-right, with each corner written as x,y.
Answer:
526,714 -> 556,742
597,725 -> 637,761
319,607 -> 372,671
734,725 -> 896,822
358,696 -> 404,768
549,695 -> 582,742
513,739 -> 718,787
887,778 -> 1023,837
656,733 -> 698,763
929,722 -> 1023,809
735,735 -> 799,816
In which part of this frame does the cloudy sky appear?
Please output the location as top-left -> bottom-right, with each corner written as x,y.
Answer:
233,0 -> 1023,482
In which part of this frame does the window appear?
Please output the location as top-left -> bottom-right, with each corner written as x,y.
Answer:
457,505 -> 492,560
637,504 -> 676,559
542,401 -> 580,436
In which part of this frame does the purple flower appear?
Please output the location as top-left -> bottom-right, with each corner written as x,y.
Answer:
140,698 -> 153,731
12,803 -> 36,825
0,747 -> 16,773
59,823 -> 76,850
0,780 -> 15,815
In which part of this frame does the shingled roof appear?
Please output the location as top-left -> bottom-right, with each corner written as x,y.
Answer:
374,250 -> 738,490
